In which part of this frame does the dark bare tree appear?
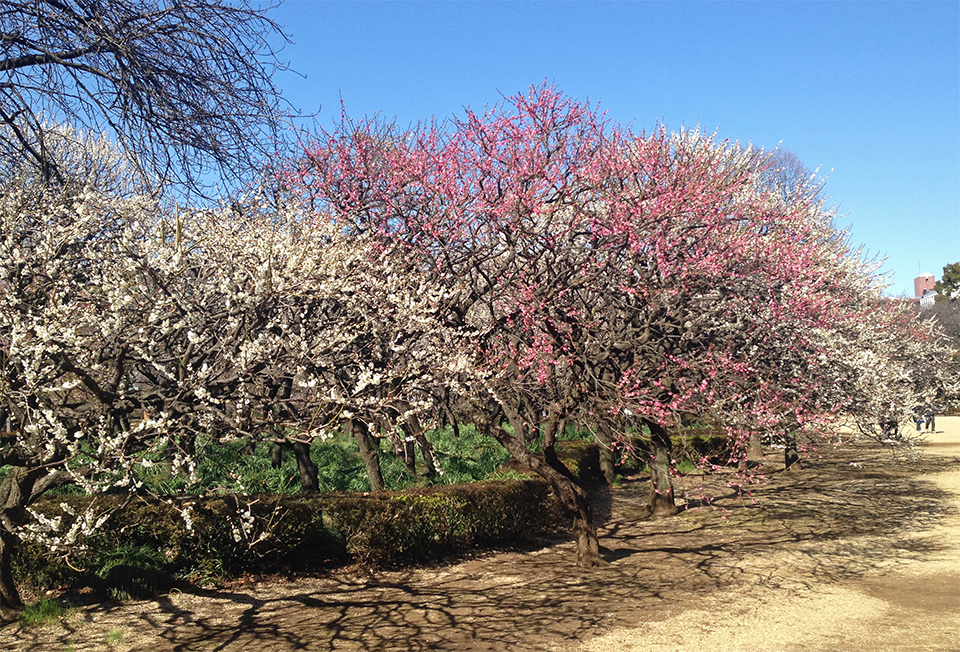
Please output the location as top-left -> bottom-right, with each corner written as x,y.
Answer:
0,0 -> 293,192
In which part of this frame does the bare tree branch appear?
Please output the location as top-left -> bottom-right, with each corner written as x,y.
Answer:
0,0 -> 295,194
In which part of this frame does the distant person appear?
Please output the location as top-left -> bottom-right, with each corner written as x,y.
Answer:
882,418 -> 900,442
924,401 -> 936,432
913,405 -> 925,432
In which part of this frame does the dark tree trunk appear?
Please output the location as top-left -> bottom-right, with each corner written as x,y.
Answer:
0,471 -> 35,617
0,529 -> 21,617
291,441 -> 319,493
412,429 -> 437,479
499,417 -> 603,567
401,438 -> 417,476
645,420 -> 679,517
400,414 -> 436,478
270,440 -> 320,493
351,420 -> 384,491
738,432 -> 765,471
596,424 -> 617,485
598,447 -> 616,486
748,432 -> 764,463
556,473 -> 602,566
0,467 -> 76,618
784,429 -> 801,470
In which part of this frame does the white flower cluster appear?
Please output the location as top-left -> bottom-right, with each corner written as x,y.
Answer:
0,134 -> 471,559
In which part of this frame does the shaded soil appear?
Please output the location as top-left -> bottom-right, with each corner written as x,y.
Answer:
4,419 -> 960,652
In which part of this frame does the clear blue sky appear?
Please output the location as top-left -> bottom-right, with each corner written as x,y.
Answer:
269,0 -> 959,297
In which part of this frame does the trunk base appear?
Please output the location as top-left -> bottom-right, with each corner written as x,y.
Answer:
645,491 -> 680,518
0,531 -> 22,615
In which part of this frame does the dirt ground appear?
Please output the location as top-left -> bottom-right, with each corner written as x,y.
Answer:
3,418 -> 959,652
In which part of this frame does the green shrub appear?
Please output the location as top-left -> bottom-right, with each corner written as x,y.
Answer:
674,431 -> 733,465
326,479 -> 559,567
555,440 -> 604,485
15,479 -> 563,596
612,430 -> 731,475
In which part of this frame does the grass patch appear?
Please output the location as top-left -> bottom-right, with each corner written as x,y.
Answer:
94,543 -> 173,600
19,598 -> 69,628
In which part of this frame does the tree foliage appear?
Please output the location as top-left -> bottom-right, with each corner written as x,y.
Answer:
288,85 -> 959,565
934,262 -> 960,301
1,85 -> 957,611
0,132 -> 459,610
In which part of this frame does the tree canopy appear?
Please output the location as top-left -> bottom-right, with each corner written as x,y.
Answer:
0,84 -> 956,611
287,85 -> 959,565
935,262 -> 960,301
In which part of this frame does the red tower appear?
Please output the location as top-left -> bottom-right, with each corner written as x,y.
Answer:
914,274 -> 936,298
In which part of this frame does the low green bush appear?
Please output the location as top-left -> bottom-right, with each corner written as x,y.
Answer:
14,479 -> 563,597
613,431 -> 731,475
327,479 -> 559,567
555,440 -> 604,485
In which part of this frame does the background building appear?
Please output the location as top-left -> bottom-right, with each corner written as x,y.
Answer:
915,273 -> 936,298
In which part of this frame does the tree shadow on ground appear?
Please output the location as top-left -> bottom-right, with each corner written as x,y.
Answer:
7,442 -> 959,652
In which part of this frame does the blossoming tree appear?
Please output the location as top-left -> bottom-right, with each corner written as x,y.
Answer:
290,85 -> 958,566
0,130 -> 458,611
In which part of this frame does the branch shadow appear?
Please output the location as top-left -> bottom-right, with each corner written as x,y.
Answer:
7,442 -> 959,651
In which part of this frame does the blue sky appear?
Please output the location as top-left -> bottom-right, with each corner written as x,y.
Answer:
269,0 -> 959,297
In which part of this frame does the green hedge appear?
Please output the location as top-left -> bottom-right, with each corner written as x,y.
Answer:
613,431 -> 731,474
496,441 -> 605,485
327,480 -> 561,566
555,440 -> 604,485
14,479 -> 563,596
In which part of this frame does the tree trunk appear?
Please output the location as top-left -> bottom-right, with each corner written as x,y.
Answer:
596,424 -> 617,485
0,474 -> 30,615
748,432 -> 764,463
739,432 -> 765,471
556,475 -> 602,566
784,430 -> 801,470
401,438 -> 417,476
291,441 -> 319,493
351,420 -> 384,491
0,528 -> 22,618
402,414 -> 436,478
414,432 -> 437,479
498,419 -> 603,567
0,468 -> 75,619
646,420 -> 679,517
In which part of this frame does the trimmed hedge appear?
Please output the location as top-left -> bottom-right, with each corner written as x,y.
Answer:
608,431 -> 731,476
327,480 -> 562,566
555,440 -> 604,485
14,479 -> 563,595
498,440 -> 605,485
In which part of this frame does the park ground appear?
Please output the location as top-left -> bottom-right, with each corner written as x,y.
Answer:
3,418 -> 959,652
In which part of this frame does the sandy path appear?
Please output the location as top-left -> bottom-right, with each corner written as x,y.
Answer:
576,418 -> 960,652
